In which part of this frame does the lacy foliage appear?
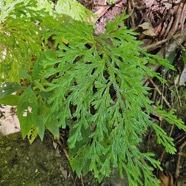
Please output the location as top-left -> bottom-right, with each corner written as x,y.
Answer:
0,1 -> 186,185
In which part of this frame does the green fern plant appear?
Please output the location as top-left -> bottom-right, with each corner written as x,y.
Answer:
0,0 -> 93,83
23,15 -> 185,185
0,0 -> 42,82
0,1 -> 186,185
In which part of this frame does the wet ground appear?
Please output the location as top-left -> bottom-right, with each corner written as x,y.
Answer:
0,132 -> 128,186
0,133 -> 77,186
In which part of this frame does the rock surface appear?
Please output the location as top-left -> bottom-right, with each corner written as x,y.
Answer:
0,106 -> 20,135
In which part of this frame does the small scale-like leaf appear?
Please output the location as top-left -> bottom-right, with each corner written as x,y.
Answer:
45,116 -> 59,139
0,82 -> 22,99
27,128 -> 38,144
0,95 -> 19,105
17,86 -> 38,139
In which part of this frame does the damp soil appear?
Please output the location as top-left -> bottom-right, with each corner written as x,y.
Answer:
0,132 -> 128,186
0,132 -> 100,186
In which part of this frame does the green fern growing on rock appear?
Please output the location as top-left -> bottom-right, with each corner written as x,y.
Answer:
0,1 -> 186,185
